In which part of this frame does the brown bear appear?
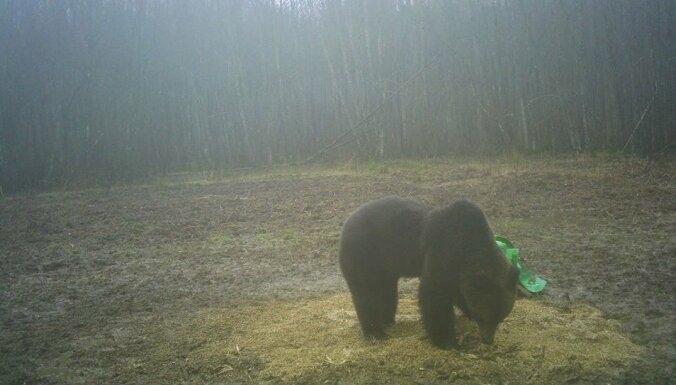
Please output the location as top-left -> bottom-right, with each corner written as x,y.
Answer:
339,196 -> 427,339
339,197 -> 518,347
419,199 -> 519,348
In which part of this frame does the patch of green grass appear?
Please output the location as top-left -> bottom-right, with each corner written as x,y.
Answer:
152,163 -> 366,189
251,228 -> 302,248
150,156 -> 489,190
207,232 -> 233,246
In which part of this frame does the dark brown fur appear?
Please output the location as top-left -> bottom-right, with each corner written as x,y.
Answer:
339,197 -> 518,347
339,196 -> 427,339
419,199 -> 519,348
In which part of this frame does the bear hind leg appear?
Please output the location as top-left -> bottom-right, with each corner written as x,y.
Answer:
349,282 -> 387,340
381,277 -> 399,327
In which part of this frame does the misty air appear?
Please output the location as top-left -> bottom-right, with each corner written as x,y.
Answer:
1,1 -> 674,384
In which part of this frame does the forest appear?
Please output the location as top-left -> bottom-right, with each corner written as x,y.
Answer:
1,0 -> 674,193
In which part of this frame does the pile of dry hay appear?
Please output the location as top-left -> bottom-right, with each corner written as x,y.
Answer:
145,294 -> 642,384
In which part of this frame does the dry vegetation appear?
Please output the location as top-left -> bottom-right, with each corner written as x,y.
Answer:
140,294 -> 641,384
1,156 -> 674,384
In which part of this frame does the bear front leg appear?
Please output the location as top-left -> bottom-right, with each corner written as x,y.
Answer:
420,283 -> 458,349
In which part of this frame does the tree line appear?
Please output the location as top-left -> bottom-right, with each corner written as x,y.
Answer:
1,0 -> 674,192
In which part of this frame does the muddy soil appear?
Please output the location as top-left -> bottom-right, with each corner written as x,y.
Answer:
1,156 -> 674,384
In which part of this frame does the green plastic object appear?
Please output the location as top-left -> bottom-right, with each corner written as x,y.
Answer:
495,236 -> 547,293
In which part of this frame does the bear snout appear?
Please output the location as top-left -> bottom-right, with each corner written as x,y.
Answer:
479,323 -> 498,344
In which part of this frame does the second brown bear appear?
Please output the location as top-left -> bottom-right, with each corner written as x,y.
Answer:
419,199 -> 519,348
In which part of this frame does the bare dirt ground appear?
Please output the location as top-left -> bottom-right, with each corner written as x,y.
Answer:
1,156 -> 674,384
